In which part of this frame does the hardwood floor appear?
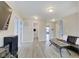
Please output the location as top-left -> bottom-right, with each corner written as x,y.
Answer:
18,39 -> 79,58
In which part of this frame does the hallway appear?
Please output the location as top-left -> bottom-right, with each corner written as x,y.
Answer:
9,1 -> 79,58
18,38 -> 79,58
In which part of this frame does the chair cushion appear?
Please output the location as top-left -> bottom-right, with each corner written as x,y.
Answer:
75,38 -> 79,45
63,35 -> 68,41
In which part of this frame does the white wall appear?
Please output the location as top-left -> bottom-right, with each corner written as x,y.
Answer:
55,21 -> 60,38
63,13 -> 79,36
55,13 -> 79,38
61,2 -> 79,37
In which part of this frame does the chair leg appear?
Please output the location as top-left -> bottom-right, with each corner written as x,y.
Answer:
49,43 -> 52,46
59,48 -> 62,57
66,49 -> 71,55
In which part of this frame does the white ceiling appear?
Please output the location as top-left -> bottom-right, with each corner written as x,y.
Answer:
7,1 -> 78,21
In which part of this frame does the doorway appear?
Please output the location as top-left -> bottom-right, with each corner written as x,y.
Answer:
33,21 -> 39,40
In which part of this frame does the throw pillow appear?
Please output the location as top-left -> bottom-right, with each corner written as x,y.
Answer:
75,38 -> 79,45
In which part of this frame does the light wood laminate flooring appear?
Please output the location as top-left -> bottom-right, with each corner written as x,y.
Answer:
18,39 -> 79,58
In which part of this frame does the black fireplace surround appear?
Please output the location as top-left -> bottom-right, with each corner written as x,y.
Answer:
4,35 -> 18,58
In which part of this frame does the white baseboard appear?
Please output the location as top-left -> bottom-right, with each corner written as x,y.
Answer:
38,39 -> 45,41
18,41 -> 33,47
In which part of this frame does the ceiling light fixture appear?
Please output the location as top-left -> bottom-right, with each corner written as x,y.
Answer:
47,7 -> 54,13
33,16 -> 38,20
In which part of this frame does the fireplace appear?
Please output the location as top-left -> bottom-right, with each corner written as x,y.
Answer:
4,35 -> 18,57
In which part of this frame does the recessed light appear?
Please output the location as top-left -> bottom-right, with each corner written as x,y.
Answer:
49,9 -> 53,12
33,16 -> 38,20
47,7 -> 54,13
